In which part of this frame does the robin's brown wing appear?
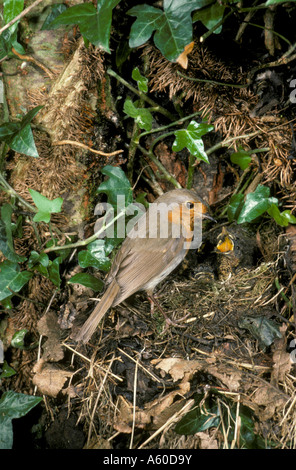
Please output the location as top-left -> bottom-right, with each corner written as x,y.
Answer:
108,235 -> 187,306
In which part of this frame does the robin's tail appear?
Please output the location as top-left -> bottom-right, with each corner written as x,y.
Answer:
73,281 -> 120,344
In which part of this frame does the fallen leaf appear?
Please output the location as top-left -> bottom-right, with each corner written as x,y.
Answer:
33,359 -> 73,397
176,41 -> 194,69
152,357 -> 202,382
37,311 -> 64,362
271,324 -> 291,384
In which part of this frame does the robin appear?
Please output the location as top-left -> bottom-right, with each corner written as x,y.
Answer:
73,189 -> 215,343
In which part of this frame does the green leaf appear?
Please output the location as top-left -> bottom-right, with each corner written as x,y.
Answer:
132,67 -> 148,93
193,2 -> 225,34
0,260 -> 33,301
227,193 -> 244,223
49,0 -> 121,53
0,390 -> 42,449
41,3 -> 68,30
28,189 -> 63,223
28,251 -> 50,269
0,122 -> 21,140
128,0 -> 210,62
267,204 -> 296,227
98,165 -> 133,207
0,204 -> 25,262
9,124 -> 39,157
68,273 -> 104,291
172,120 -> 213,163
0,361 -> 16,379
237,185 -> 278,224
175,394 -> 220,435
3,0 -> 25,54
0,106 -> 43,157
78,240 -> 112,271
48,258 -> 61,288
11,328 -> 28,349
230,148 -> 252,170
123,98 -> 153,131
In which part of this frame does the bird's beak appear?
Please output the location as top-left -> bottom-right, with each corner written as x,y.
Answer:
203,213 -> 217,223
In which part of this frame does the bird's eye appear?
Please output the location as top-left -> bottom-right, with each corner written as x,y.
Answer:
186,201 -> 194,209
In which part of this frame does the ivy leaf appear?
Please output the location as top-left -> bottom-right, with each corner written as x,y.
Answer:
0,204 -> 25,262
11,329 -> 28,349
41,3 -> 68,30
172,120 -> 213,163
230,148 -> 252,170
49,0 -> 120,53
132,67 -> 148,93
175,394 -> 220,435
0,391 -> 42,449
237,185 -> 278,224
193,2 -> 225,34
78,240 -> 112,272
9,124 -> 39,157
48,258 -> 61,288
0,361 -> 16,379
0,260 -> 33,301
68,273 -> 104,292
0,105 -> 43,157
227,193 -> 244,223
28,189 -> 63,223
2,0 -> 26,56
97,165 -> 133,207
128,0 -> 210,62
123,97 -> 153,131
267,204 -> 296,227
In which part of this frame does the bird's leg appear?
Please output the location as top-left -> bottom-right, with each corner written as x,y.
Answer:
147,293 -> 190,330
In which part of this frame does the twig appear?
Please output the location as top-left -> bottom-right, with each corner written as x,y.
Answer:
53,140 -> 124,157
138,399 -> 195,449
44,207 -> 128,253
62,342 -> 122,382
118,347 -> 161,383
87,353 -> 116,447
130,357 -> 139,449
0,0 -> 44,35
137,111 -> 202,140
137,143 -> 181,189
11,47 -> 54,79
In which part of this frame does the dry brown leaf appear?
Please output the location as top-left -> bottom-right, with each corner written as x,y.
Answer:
152,357 -> 202,382
252,385 -> 288,421
37,310 -> 64,362
114,389 -> 188,433
271,324 -> 291,384
33,359 -> 73,397
176,41 -> 194,69
196,431 -> 219,449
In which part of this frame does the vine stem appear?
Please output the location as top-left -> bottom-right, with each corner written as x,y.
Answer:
0,173 -> 37,212
107,68 -> 177,122
44,208 -> 128,253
